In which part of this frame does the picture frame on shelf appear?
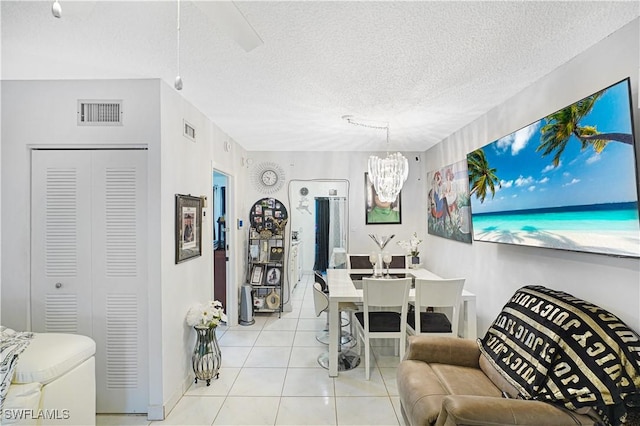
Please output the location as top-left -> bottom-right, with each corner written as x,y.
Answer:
269,246 -> 285,262
175,194 -> 203,263
250,265 -> 265,285
264,266 -> 282,286
250,244 -> 260,261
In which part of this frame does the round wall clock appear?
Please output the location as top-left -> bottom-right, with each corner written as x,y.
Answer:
252,162 -> 285,193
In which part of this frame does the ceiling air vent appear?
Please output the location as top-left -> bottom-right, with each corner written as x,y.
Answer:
77,100 -> 123,126
183,120 -> 196,142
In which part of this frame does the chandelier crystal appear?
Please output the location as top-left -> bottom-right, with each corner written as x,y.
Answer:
367,152 -> 409,202
342,115 -> 409,203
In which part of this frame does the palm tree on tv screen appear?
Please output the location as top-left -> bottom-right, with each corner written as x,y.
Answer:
468,149 -> 500,203
537,90 -> 633,166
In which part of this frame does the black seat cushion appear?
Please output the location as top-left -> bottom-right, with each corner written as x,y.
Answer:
407,312 -> 452,333
355,311 -> 402,332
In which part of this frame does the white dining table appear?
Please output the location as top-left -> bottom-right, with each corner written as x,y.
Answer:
325,268 -> 477,377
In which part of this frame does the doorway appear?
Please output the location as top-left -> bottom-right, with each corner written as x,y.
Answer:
288,180 -> 349,274
213,171 -> 229,309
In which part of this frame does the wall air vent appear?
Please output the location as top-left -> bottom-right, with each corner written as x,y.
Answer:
183,120 -> 196,141
77,100 -> 123,126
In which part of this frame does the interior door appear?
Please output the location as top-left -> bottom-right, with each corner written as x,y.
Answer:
31,150 -> 94,337
31,149 -> 148,413
213,172 -> 228,308
90,150 -> 148,413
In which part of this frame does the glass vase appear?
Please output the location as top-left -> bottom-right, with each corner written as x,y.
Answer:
192,325 -> 222,386
369,234 -> 395,278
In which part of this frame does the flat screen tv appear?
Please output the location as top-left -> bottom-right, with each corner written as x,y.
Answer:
467,78 -> 639,258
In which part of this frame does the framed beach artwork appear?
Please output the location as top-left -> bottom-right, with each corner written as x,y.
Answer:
365,172 -> 402,224
175,194 -> 203,263
427,159 -> 473,243
467,78 -> 640,258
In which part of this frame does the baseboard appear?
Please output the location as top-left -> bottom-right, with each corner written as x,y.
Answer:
147,373 -> 194,421
147,405 -> 164,421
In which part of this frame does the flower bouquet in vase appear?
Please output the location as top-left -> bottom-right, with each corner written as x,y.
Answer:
398,232 -> 423,268
186,300 -> 227,385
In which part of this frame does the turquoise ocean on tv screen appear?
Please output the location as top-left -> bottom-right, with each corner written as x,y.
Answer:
472,202 -> 639,233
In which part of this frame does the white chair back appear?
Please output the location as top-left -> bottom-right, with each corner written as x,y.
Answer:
412,278 -> 465,336
314,271 -> 328,292
312,282 -> 329,317
362,277 -> 411,309
357,277 -> 411,379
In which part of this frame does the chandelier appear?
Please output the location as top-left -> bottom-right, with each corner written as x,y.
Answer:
343,116 -> 409,202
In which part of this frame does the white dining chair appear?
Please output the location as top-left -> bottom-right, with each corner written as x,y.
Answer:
408,278 -> 465,337
354,277 -> 411,380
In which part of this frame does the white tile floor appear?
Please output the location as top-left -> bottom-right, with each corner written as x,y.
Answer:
97,273 -> 406,426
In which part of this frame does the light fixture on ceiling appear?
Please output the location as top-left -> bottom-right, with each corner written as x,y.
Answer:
51,0 -> 62,18
174,0 -> 183,91
343,115 -> 409,203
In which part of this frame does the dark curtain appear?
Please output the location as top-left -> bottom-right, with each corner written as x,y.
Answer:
313,198 -> 330,272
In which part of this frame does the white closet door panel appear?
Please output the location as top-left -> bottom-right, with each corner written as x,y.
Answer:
91,150 -> 148,413
31,150 -> 93,336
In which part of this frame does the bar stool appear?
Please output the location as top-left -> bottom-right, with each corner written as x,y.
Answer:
312,282 -> 360,370
314,271 -> 354,346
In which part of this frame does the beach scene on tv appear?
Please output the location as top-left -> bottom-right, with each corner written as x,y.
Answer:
467,79 -> 640,257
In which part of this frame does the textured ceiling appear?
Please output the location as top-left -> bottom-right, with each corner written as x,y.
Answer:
2,1 -> 638,152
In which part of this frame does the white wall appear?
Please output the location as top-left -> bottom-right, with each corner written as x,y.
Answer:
243,151 -> 426,266
1,78 -> 247,420
1,79 -> 161,330
423,19 -> 640,337
155,83 -> 246,419
211,124 -> 248,331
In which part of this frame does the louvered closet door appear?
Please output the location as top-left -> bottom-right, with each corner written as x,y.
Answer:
31,150 -> 94,337
31,149 -> 148,414
91,150 -> 147,413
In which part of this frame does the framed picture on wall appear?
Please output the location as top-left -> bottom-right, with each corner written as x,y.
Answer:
365,173 -> 402,225
175,194 -> 203,263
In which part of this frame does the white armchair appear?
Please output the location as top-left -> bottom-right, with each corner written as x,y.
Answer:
3,330 -> 96,426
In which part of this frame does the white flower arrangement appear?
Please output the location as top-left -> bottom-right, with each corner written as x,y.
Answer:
186,300 -> 227,328
397,232 -> 423,257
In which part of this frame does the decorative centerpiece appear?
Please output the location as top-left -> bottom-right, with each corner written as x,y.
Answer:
398,232 -> 423,268
186,300 -> 227,386
369,234 -> 395,277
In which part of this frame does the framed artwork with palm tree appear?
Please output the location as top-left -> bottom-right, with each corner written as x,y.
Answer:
466,77 -> 639,258
427,159 -> 472,243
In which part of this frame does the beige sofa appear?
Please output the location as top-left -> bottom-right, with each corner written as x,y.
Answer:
397,285 -> 640,426
397,336 -> 599,425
